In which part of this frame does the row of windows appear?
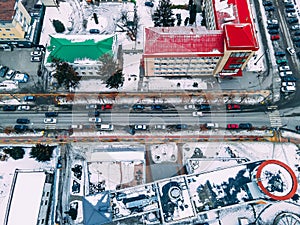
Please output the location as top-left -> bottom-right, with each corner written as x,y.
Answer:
0,28 -> 11,31
222,69 -> 239,73
229,64 -> 242,69
154,61 -> 218,66
154,66 -> 215,71
0,38 -> 19,40
0,33 -> 15,36
154,57 -> 220,61
154,71 -> 211,75
230,52 -> 251,58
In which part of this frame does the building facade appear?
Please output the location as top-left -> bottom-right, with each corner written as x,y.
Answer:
142,0 -> 259,77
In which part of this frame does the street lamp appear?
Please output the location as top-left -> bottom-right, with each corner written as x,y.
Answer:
254,49 -> 269,66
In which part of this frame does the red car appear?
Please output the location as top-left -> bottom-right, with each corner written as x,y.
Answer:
227,124 -> 239,129
271,35 -> 280,40
101,104 -> 113,110
226,104 -> 241,110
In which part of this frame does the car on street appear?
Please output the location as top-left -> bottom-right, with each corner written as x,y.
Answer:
0,66 -> 8,77
287,12 -> 297,18
275,51 -> 286,57
3,105 -> 16,111
175,124 -> 188,130
196,104 -> 211,111
291,25 -> 300,30
294,42 -> 300,47
268,29 -> 279,34
288,18 -> 298,24
293,37 -> 300,42
263,1 -> 272,6
227,124 -> 239,129
281,86 -> 296,93
192,111 -> 203,117
279,71 -> 293,77
267,19 -> 278,24
132,104 -> 145,110
14,125 -> 28,132
151,105 -> 163,110
239,123 -> 252,129
88,111 -> 100,117
5,69 -> 16,79
265,6 -> 275,11
86,104 -> 97,109
285,2 -> 294,8
286,8 -> 296,13
287,47 -> 295,55
204,123 -> 219,129
101,104 -> 113,110
134,124 -> 148,130
44,118 -> 57,124
17,105 -> 30,111
45,111 -> 58,117
227,104 -> 241,110
276,59 -> 287,65
97,123 -> 114,131
267,24 -> 279,29
184,104 -> 195,110
154,124 -> 166,129
16,118 -> 30,124
88,117 -> 102,123
281,75 -> 297,82
71,125 -> 83,129
294,31 -> 300,36
24,96 -> 36,102
89,29 -> 100,34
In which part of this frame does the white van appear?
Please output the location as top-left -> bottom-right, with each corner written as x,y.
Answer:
98,124 -> 114,131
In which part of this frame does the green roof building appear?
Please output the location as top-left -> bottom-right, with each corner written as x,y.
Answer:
46,34 -> 117,63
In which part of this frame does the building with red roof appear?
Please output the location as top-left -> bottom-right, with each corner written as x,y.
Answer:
142,0 -> 259,77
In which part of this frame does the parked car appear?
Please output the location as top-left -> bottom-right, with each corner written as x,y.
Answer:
45,111 -> 58,117
227,104 -> 241,110
154,124 -> 166,130
281,81 -> 296,87
276,59 -> 287,65
275,51 -> 286,57
294,31 -> 300,36
5,69 -> 16,79
282,75 -> 297,82
101,104 -> 113,110
97,123 -> 114,131
17,105 -> 30,111
134,124 -> 147,130
287,47 -> 295,55
31,56 -> 42,62
14,125 -> 28,132
279,65 -> 290,71
71,125 -> 83,129
88,111 -> 100,117
205,123 -> 219,129
267,19 -> 278,24
0,66 -> 9,77
291,24 -> 300,30
175,124 -> 188,130
88,117 -> 102,123
89,29 -> 100,34
281,86 -> 296,93
13,73 -> 29,83
295,42 -> 300,47
145,1 -> 154,7
24,96 -> 36,102
196,104 -> 211,111
227,124 -> 239,129
239,123 -> 252,129
288,18 -> 298,24
184,104 -> 195,110
132,104 -> 145,110
263,1 -> 272,6
286,8 -> 296,13
30,51 -> 42,57
279,71 -> 293,77
271,35 -> 280,40
16,118 -> 30,124
267,24 -> 279,29
265,6 -> 275,11
151,105 -> 163,110
293,37 -> 300,42
44,118 -> 57,124
192,111 -> 203,117
86,104 -> 97,109
3,105 -> 16,111
268,29 -> 279,34
285,2 -> 294,8
287,12 -> 297,18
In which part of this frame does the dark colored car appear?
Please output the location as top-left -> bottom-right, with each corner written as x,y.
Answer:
24,96 -> 36,102
16,118 -> 30,124
151,105 -> 164,110
268,29 -> 279,34
285,2 -> 294,8
239,123 -> 253,129
14,125 -> 29,132
295,42 -> 300,47
132,104 -> 145,110
89,29 -> 100,34
101,104 -> 113,110
294,31 -> 300,36
275,51 -> 286,57
227,124 -> 239,129
45,112 -> 58,117
267,24 -> 279,29
293,37 -> 300,42
265,6 -> 275,11
57,156 -> 63,169
227,104 -> 241,110
196,104 -> 211,111
282,75 -> 297,82
263,1 -> 272,6
88,110 -> 100,117
0,66 -> 9,77
288,18 -> 298,24
3,105 -> 16,111
175,124 -> 188,130
276,59 -> 287,65
145,1 -> 154,7
286,8 -> 296,13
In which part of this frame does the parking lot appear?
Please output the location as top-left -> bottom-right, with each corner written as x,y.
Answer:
0,48 -> 44,93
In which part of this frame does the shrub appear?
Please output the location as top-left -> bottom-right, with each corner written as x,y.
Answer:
53,19 -> 65,33
3,147 -> 25,160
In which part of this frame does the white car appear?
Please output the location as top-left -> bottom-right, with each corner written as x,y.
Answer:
30,51 -> 42,57
281,82 -> 296,87
192,111 -> 203,117
287,47 -> 295,55
267,19 -> 278,24
279,71 -> 293,77
134,124 -> 147,130
278,66 -> 290,72
17,105 -> 30,111
154,124 -> 166,130
31,56 -> 42,62
89,117 -> 102,123
281,86 -> 296,93
5,69 -> 15,79
287,12 -> 297,18
44,118 -> 57,124
184,104 -> 195,110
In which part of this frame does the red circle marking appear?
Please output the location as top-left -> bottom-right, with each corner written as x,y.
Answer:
256,160 -> 298,200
